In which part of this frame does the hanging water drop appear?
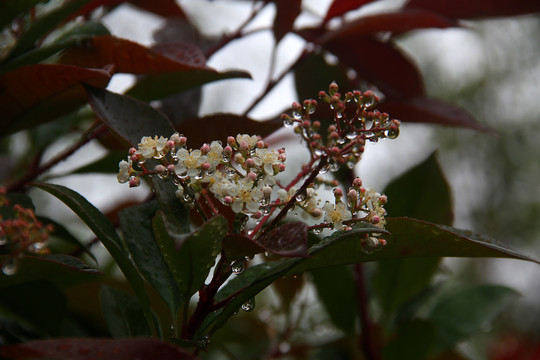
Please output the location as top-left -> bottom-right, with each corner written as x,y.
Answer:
345,130 -> 357,140
313,228 -> 323,235
2,257 -> 18,276
231,259 -> 245,275
295,191 -> 306,202
0,234 -> 7,246
241,297 -> 255,312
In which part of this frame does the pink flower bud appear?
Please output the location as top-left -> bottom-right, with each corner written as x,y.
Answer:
129,176 -> 140,188
167,164 -> 176,173
224,196 -> 233,204
330,146 -> 340,156
262,186 -> 273,197
379,195 -> 387,205
154,165 -> 166,174
201,162 -> 211,171
128,147 -> 137,155
247,171 -> 257,181
239,141 -> 249,152
278,153 -> 287,162
318,90 -> 326,98
328,125 -> 337,132
278,163 -> 286,172
329,82 -> 338,93
311,208 -> 322,218
246,158 -> 255,168
371,215 -> 380,225
257,140 -> 265,148
352,178 -> 362,188
347,189 -> 357,200
223,146 -> 233,156
333,188 -> 343,197
200,143 -> 210,154
179,136 -> 187,146
310,99 -> 317,107
227,136 -> 236,146
292,101 -> 301,111
330,131 -> 340,140
253,211 -> 263,219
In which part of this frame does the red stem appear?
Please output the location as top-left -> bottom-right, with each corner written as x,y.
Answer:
354,263 -> 381,360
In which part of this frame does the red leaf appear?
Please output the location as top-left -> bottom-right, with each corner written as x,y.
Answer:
151,42 -> 206,67
222,234 -> 265,260
0,338 -> 194,360
320,9 -> 457,41
257,222 -> 309,258
0,64 -> 112,133
323,36 -> 424,99
177,113 -> 283,148
378,97 -> 495,132
405,0 -> 540,19
324,0 -> 376,22
128,0 -> 186,18
59,35 -> 211,74
273,0 -> 302,42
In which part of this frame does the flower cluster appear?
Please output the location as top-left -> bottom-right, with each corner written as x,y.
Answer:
0,188 -> 53,275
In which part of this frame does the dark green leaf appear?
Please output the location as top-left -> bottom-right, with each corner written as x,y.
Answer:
383,319 -> 436,360
0,254 -> 100,288
153,212 -> 227,299
0,0 -> 46,29
151,178 -> 191,234
0,280 -> 66,336
428,285 -> 520,354
6,0 -> 92,60
119,201 -> 182,313
71,151 -> 128,175
310,265 -> 357,334
85,85 -> 175,147
32,182 -> 158,336
0,338 -> 196,360
125,70 -> 251,102
100,285 -> 151,338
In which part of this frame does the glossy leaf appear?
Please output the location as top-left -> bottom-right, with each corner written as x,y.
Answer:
310,265 -> 357,334
0,254 -> 100,288
323,0 -> 376,22
125,69 -> 250,102
6,0 -> 92,59
322,36 -> 425,99
378,97 -> 495,132
177,114 -> 282,148
59,35 -> 214,74
32,182 -> 158,336
153,212 -> 227,299
320,9 -> 457,42
0,338 -> 195,360
0,64 -> 112,136
405,0 -> 540,19
119,201 -> 182,313
272,0 -> 302,43
0,280 -> 67,336
428,285 -> 520,354
222,234 -> 265,261
85,85 -> 175,147
256,222 -> 309,257
383,319 -> 436,360
100,285 -> 151,338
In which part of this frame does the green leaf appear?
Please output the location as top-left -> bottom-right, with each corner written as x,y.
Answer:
0,254 -> 100,288
310,265 -> 357,334
383,319 -> 436,360
151,178 -> 191,234
6,0 -> 92,60
32,182 -> 158,336
119,201 -> 182,313
374,153 -> 452,314
0,0 -> 46,30
153,212 -> 227,299
99,285 -> 151,338
85,85 -> 175,147
125,70 -> 251,102
428,284 -> 520,354
0,280 -> 66,336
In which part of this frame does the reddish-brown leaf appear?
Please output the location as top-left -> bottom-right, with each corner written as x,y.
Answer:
59,35 -> 211,74
320,9 -> 458,42
273,0 -> 302,42
257,222 -> 309,258
323,36 -> 424,99
324,0 -> 376,22
405,0 -> 540,19
0,64 -> 112,133
177,114 -> 283,148
222,234 -> 265,260
129,0 -> 186,18
151,42 -> 206,67
0,338 -> 194,360
378,97 -> 495,132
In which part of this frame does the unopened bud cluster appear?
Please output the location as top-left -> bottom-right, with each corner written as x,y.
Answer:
0,188 -> 53,275
281,81 -> 400,171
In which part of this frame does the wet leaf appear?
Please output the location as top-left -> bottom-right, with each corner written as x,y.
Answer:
0,338 -> 195,360
320,9 -> 457,41
85,85 -> 175,147
153,212 -> 227,299
322,36 -> 425,99
32,182 -> 158,336
0,254 -> 100,289
100,285 -> 151,338
177,113 -> 282,148
378,97 -> 495,132
0,64 -> 112,136
119,201 -> 183,313
405,0 -> 540,19
272,0 -> 302,43
256,222 -> 309,258
428,285 -> 520,354
323,0 -> 376,22
383,319 -> 436,360
222,234 -> 265,261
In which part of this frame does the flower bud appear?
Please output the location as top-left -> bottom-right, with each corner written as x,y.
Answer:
247,171 -> 257,181
200,143 -> 210,154
129,176 -> 140,188
246,158 -> 255,168
223,145 -> 233,156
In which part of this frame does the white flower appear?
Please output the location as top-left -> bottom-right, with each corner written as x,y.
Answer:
323,201 -> 352,229
252,148 -> 280,175
206,141 -> 224,167
117,159 -> 133,183
136,136 -> 168,159
175,149 -> 207,177
236,134 -> 259,148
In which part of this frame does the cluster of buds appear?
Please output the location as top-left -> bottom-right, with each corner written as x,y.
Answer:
0,188 -> 53,275
280,82 -> 400,171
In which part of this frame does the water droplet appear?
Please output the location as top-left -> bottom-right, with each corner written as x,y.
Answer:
221,154 -> 230,163
137,159 -> 146,166
176,169 -> 188,179
194,169 -> 204,180
241,298 -> 255,312
183,193 -> 194,203
28,241 -> 48,254
386,128 -> 400,139
329,162 -> 340,172
231,259 -> 245,275
283,117 -> 294,127
346,161 -> 355,169
206,168 -> 215,176
292,110 -> 301,119
308,107 -> 316,115
295,191 -> 306,202
314,148 -> 324,156
158,172 -> 168,179
278,342 -> 291,353
319,165 -> 329,174
345,130 -> 357,140
336,112 -> 343,119
153,153 -> 165,160
313,228 -> 323,235
0,235 -> 7,246
226,168 -> 236,177
195,336 -> 210,350
262,206 -> 271,216
2,257 -> 18,276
